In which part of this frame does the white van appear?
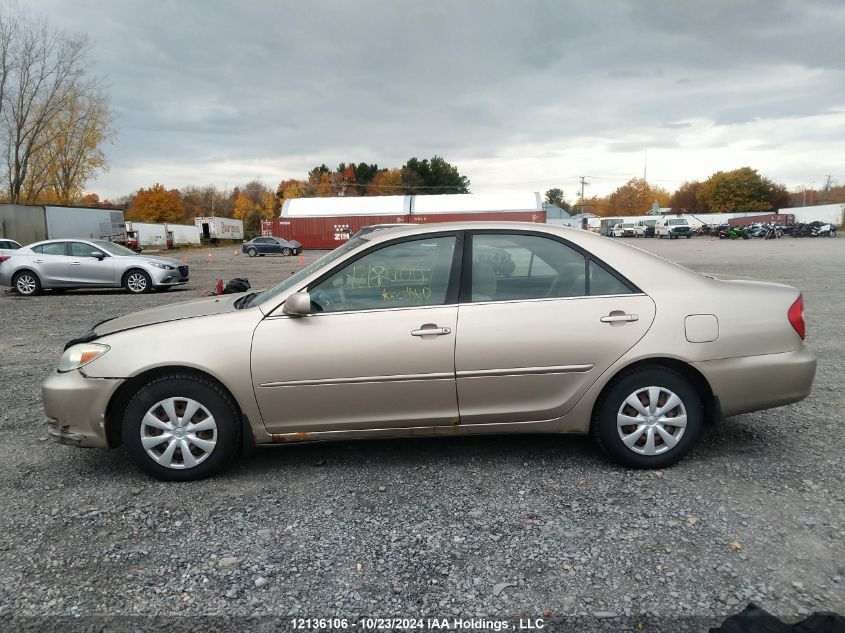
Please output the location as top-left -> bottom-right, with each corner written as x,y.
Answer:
656,217 -> 693,239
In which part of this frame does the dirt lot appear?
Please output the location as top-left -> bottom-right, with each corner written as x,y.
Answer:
0,236 -> 843,631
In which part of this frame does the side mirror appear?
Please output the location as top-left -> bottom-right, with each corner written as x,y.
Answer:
92,251 -> 105,260
283,291 -> 312,316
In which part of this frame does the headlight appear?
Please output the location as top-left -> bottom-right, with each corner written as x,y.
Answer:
58,343 -> 110,373
148,262 -> 174,270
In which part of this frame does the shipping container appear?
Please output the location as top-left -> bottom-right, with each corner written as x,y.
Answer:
167,223 -> 201,245
126,221 -> 168,248
45,206 -> 126,242
193,216 -> 244,241
0,204 -> 48,244
0,203 -> 126,245
268,193 -> 546,249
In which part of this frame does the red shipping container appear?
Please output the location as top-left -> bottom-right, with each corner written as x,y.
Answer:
262,211 -> 546,249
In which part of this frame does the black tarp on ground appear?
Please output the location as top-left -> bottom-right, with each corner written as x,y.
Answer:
711,603 -> 845,633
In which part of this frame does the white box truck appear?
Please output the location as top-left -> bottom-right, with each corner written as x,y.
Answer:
194,216 -> 244,242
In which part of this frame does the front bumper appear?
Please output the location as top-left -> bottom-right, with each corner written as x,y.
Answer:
42,369 -> 123,448
150,266 -> 189,287
693,345 -> 817,417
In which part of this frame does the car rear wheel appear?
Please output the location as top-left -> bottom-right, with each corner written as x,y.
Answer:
247,247 -> 257,257
593,366 -> 703,469
13,271 -> 42,296
122,374 -> 241,481
282,247 -> 291,256
124,270 -> 151,294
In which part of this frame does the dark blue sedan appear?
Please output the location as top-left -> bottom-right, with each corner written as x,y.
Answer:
242,236 -> 302,257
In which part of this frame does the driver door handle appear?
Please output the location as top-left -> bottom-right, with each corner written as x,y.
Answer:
600,313 -> 639,323
411,324 -> 452,337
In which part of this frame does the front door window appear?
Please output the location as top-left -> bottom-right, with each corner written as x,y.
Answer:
309,236 -> 457,313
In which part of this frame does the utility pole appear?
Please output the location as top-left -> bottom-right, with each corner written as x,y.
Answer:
823,175 -> 832,192
579,176 -> 590,213
643,149 -> 648,181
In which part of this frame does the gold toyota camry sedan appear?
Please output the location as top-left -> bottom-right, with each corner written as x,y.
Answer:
42,222 -> 816,480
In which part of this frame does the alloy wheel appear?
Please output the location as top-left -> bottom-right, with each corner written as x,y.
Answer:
16,274 -> 37,295
140,397 -> 218,469
127,273 -> 148,293
616,386 -> 687,456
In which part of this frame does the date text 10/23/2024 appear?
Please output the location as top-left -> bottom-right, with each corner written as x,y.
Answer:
291,617 -> 546,630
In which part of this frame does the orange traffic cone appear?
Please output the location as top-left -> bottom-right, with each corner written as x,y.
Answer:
215,279 -> 223,295
234,250 -> 240,256
298,254 -> 305,264
207,251 -> 213,261
182,255 -> 189,264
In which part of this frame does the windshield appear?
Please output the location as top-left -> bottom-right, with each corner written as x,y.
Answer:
252,236 -> 369,308
94,240 -> 138,256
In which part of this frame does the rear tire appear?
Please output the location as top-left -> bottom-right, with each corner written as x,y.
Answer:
13,271 -> 42,296
122,374 -> 241,481
124,269 -> 151,294
282,247 -> 292,256
593,366 -> 703,469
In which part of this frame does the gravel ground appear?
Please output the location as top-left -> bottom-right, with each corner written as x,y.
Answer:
0,236 -> 843,632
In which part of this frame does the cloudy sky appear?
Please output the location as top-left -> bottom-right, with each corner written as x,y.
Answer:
28,0 -> 845,201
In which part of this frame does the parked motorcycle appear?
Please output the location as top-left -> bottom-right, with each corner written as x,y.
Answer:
811,223 -> 836,237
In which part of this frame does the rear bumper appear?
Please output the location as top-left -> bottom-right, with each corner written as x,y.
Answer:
42,370 -> 122,448
693,346 -> 817,417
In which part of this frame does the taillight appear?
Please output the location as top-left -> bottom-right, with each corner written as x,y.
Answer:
787,294 -> 805,340
0,255 -> 10,263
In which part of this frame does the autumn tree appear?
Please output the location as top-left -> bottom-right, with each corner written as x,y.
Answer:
24,89 -> 113,204
1,5 -> 113,203
697,167 -> 786,213
314,172 -> 334,197
367,168 -> 403,195
277,178 -> 303,204
337,164 -> 358,196
605,178 -> 670,216
232,192 -> 259,220
261,191 -> 278,218
669,181 -> 706,213
126,183 -> 185,222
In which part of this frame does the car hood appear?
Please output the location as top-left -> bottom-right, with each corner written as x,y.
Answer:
116,254 -> 186,267
92,294 -> 241,337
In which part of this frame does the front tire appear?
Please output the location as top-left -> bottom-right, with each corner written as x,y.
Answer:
247,247 -> 257,257
122,374 -> 242,481
593,366 -> 703,469
13,271 -> 42,296
281,247 -> 292,256
124,270 -> 152,294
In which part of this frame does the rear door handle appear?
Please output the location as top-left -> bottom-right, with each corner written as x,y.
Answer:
600,313 -> 639,323
70,261 -> 81,266
411,325 -> 452,337
33,259 -> 43,263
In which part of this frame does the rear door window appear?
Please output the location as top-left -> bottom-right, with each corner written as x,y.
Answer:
470,234 -> 586,302
33,242 -> 67,256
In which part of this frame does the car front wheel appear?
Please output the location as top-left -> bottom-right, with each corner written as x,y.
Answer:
593,366 -> 703,469
124,270 -> 151,294
122,374 -> 241,481
247,247 -> 257,257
